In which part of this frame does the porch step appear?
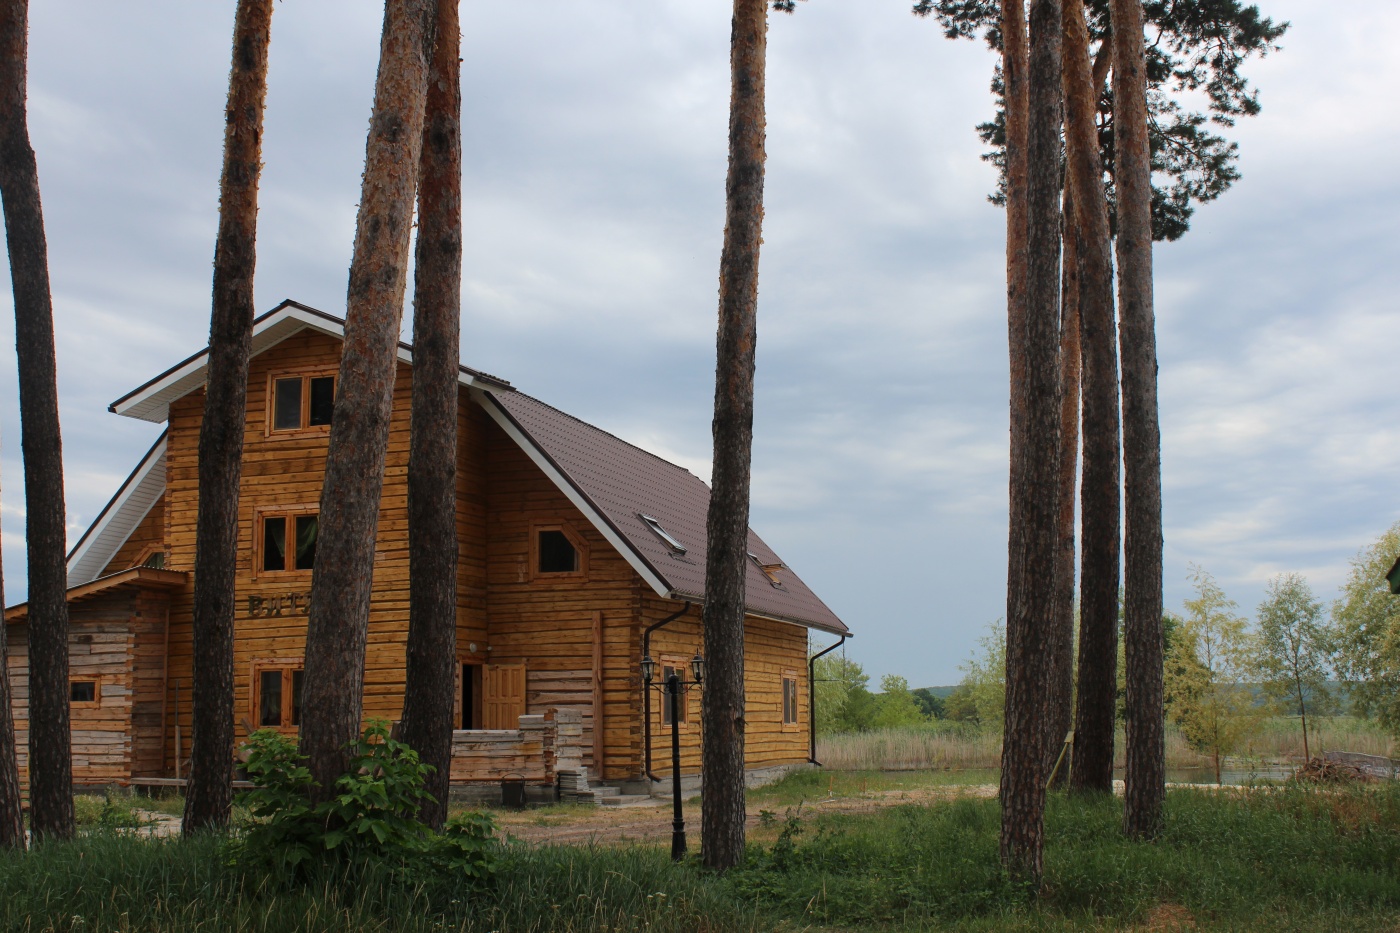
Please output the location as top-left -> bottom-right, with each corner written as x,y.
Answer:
598,793 -> 658,807
587,785 -> 621,798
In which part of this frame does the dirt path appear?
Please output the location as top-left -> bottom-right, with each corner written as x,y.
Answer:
490,783 -> 999,847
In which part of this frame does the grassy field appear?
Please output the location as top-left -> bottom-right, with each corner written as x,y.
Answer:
4,778 -> 1400,931
814,716 -> 1395,773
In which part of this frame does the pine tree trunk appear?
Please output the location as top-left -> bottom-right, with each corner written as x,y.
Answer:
0,513 -> 23,850
1064,0 -> 1119,796
1045,187 -> 1079,790
1000,0 -> 1063,887
1112,0 -> 1165,840
701,0 -> 767,873
1001,0 -> 1030,668
399,0 -> 460,832
302,0 -> 438,797
0,0 -> 74,842
184,0 -> 273,836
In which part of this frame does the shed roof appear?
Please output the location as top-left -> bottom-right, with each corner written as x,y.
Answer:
5,567 -> 188,624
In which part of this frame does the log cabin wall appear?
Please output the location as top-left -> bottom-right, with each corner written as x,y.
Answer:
481,416 -> 634,776
6,591 -> 160,788
633,594 -> 810,781
161,330 -> 446,764
455,399 -> 490,677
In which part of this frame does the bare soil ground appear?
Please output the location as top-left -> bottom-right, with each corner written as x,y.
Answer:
483,782 -> 1000,847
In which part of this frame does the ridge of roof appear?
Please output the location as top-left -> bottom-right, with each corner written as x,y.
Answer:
108,299 -> 512,422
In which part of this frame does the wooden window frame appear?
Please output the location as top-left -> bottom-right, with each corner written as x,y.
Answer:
529,521 -> 588,582
264,368 -> 338,437
128,543 -> 167,570
781,670 -> 801,731
657,655 -> 695,732
70,676 -> 102,709
250,659 -> 304,732
255,506 -> 320,578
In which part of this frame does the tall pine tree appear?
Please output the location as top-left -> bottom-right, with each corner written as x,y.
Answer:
185,0 -> 273,835
400,0 -> 461,832
999,0 -> 1064,886
702,0 -> 772,871
1063,0 -> 1119,795
302,0 -> 438,796
1112,0 -> 1165,839
0,0 -> 73,841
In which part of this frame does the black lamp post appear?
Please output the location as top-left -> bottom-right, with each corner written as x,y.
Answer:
641,651 -> 704,860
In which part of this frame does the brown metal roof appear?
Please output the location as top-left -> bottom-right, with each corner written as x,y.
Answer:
483,389 -> 848,636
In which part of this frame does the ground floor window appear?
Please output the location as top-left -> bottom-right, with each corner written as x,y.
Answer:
782,671 -> 800,727
253,663 -> 304,728
70,678 -> 100,707
659,658 -> 690,726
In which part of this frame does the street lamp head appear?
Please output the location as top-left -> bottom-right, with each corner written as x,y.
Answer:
690,652 -> 705,684
641,654 -> 656,685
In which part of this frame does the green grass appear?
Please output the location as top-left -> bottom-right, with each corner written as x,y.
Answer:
4,784 -> 1400,931
749,766 -> 994,806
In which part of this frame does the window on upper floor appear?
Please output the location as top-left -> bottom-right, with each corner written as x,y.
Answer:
261,512 -> 318,573
532,523 -> 587,579
270,374 -> 335,433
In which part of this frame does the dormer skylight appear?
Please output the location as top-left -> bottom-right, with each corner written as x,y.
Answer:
749,552 -> 787,588
639,514 -> 686,555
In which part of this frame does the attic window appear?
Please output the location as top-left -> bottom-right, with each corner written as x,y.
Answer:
538,530 -> 579,574
749,552 -> 786,588
271,374 -> 335,432
639,514 -> 686,555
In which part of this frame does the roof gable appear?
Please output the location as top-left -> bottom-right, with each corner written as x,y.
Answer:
109,299 -> 508,424
65,432 -> 166,586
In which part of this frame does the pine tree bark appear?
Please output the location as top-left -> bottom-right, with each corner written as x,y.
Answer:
1000,0 -> 1063,887
184,0 -> 273,836
1045,186 -> 1079,790
701,0 -> 768,873
1064,0 -> 1120,796
1002,0 -> 1030,626
302,0 -> 438,798
399,0 -> 460,832
1111,0 -> 1165,839
0,0 -> 74,842
0,499 -> 23,850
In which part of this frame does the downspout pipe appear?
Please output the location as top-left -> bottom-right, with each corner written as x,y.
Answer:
808,634 -> 846,765
643,601 -> 692,782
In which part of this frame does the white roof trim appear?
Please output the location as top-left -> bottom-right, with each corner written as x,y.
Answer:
473,388 -> 674,601
66,435 -> 167,586
110,301 -> 501,425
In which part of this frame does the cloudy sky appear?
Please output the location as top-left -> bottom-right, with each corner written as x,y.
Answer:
2,0 -> 1397,685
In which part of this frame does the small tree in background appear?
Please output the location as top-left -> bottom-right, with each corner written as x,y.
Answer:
1165,567 -> 1260,783
953,623 -> 1006,728
1253,573 -> 1332,761
1331,520 -> 1400,736
912,687 -> 947,720
871,675 -> 928,729
812,652 -> 870,735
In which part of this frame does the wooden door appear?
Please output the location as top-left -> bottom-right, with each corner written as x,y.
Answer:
482,663 -> 526,729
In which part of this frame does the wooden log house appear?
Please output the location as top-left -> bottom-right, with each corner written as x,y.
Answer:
4,300 -> 849,794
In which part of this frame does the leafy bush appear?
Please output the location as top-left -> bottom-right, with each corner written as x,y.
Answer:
233,721 -> 498,883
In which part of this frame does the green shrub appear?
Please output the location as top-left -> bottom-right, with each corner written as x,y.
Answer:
232,721 -> 498,884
